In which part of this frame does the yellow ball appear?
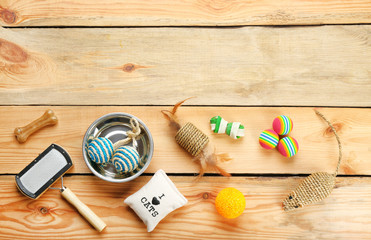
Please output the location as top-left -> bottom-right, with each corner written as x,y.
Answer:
215,187 -> 246,219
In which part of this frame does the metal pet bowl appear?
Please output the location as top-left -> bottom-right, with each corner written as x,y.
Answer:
82,113 -> 154,183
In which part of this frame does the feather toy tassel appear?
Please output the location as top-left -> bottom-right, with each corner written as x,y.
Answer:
162,98 -> 232,178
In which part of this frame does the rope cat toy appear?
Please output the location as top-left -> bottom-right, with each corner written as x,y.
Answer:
87,118 -> 142,173
161,98 -> 232,178
283,110 -> 342,211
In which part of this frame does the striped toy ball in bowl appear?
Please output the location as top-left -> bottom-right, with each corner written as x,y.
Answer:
259,129 -> 279,149
88,137 -> 114,164
112,146 -> 140,173
273,115 -> 293,136
278,136 -> 299,157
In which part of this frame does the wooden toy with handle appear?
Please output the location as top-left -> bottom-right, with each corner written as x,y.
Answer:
61,187 -> 107,232
14,109 -> 58,143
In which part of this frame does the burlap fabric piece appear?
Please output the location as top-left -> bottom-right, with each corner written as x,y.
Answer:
175,122 -> 209,157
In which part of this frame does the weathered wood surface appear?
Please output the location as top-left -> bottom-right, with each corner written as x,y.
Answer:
0,1 -> 370,238
1,106 -> 370,175
1,0 -> 371,26
1,175 -> 370,239
0,26 -> 370,106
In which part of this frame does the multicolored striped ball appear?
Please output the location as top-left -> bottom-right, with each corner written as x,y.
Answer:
259,129 -> 279,149
273,115 -> 293,135
277,136 -> 299,157
88,137 -> 114,164
112,146 -> 140,173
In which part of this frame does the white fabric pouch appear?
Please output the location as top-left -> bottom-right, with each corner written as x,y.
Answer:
124,169 -> 188,232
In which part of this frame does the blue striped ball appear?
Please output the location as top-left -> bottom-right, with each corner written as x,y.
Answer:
112,146 -> 140,173
87,137 -> 114,164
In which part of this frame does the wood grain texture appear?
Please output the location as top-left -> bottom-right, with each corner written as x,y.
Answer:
0,26 -> 370,106
1,175 -> 371,239
1,0 -> 371,26
1,106 -> 370,175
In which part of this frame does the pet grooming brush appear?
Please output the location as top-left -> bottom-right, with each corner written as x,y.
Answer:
15,144 -> 107,232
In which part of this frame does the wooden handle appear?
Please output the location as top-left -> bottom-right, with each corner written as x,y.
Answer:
61,187 -> 107,232
14,109 -> 58,143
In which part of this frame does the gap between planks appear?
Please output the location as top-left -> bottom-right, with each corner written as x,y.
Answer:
3,173 -> 371,178
1,0 -> 371,26
1,104 -> 371,109
3,23 -> 371,29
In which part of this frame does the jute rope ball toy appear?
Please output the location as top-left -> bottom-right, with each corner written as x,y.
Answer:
283,110 -> 343,211
87,118 -> 142,174
210,116 -> 245,139
88,137 -> 115,164
112,146 -> 140,173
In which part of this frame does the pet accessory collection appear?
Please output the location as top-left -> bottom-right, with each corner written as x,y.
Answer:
12,104 -> 344,232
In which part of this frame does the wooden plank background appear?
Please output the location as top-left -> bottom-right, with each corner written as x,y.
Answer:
0,26 -> 370,106
0,0 -> 370,239
1,106 -> 370,175
1,175 -> 371,239
1,0 -> 371,26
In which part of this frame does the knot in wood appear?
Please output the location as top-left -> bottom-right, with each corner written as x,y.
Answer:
325,122 -> 342,136
202,192 -> 209,199
0,39 -> 28,63
39,207 -> 49,214
123,63 -> 136,73
0,9 -> 17,24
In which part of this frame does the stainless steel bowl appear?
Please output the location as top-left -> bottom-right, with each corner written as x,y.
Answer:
82,113 -> 154,183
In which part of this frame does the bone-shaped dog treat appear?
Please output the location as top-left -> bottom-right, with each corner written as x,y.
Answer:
14,110 -> 58,143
